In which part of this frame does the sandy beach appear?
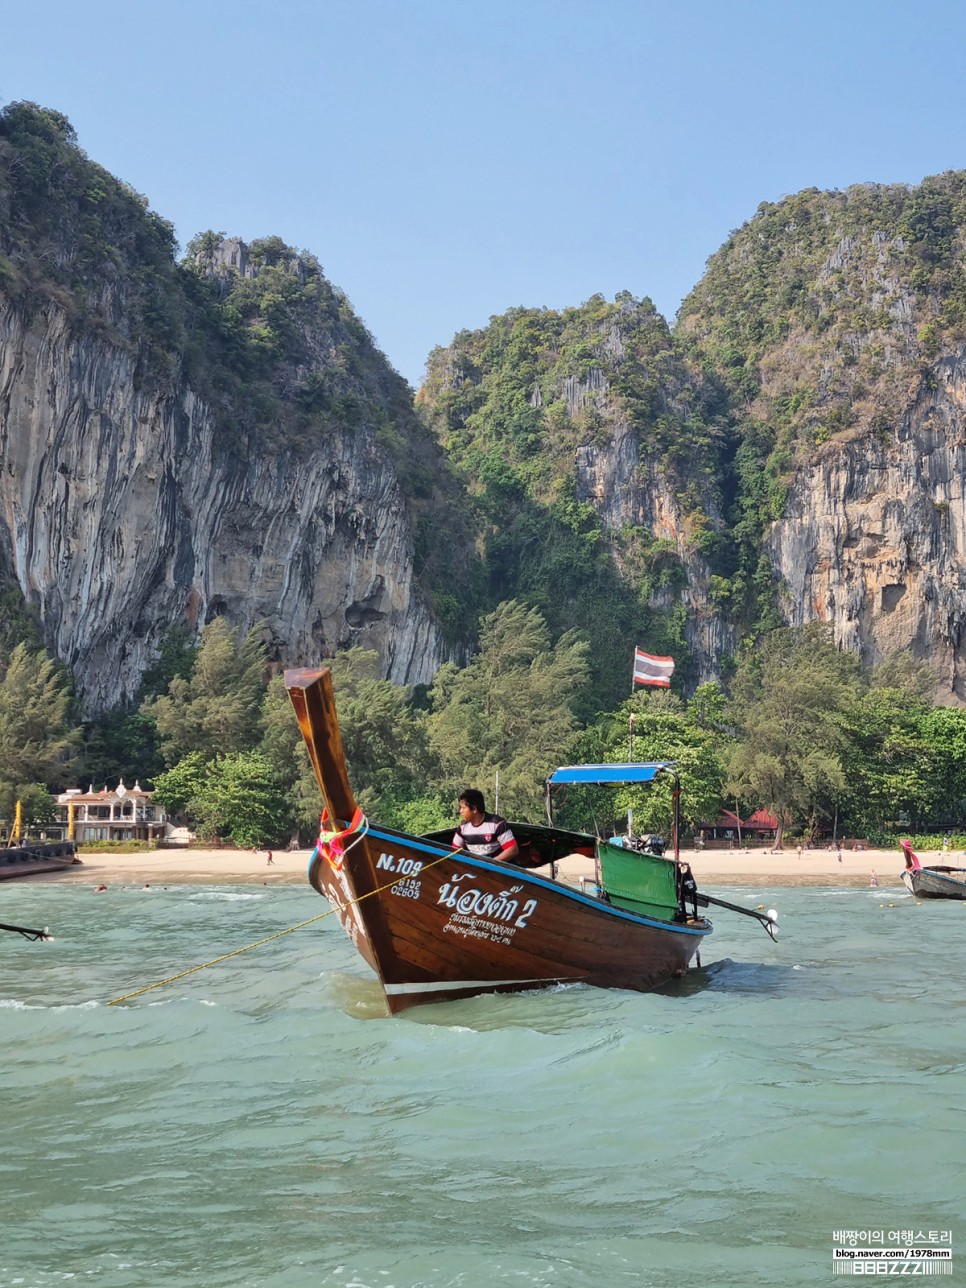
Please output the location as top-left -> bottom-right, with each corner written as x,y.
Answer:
27,842 -> 921,889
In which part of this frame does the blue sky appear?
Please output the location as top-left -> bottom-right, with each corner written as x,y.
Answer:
5,0 -> 966,386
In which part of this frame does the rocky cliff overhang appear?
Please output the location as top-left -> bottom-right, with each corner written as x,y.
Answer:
0,300 -> 447,713
767,354 -> 966,701
567,365 -> 738,686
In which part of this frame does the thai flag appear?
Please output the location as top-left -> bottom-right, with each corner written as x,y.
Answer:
633,648 -> 675,688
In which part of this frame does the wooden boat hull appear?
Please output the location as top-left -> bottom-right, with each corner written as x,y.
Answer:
0,844 -> 79,881
901,865 -> 966,899
310,823 -> 710,1013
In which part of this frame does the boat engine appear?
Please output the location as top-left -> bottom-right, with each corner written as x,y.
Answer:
623,833 -> 666,856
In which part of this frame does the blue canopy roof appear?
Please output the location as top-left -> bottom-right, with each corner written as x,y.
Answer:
547,762 -> 676,786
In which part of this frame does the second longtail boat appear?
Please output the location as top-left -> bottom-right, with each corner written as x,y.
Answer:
900,839 -> 966,898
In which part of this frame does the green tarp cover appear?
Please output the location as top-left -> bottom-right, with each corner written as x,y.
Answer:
598,839 -> 679,920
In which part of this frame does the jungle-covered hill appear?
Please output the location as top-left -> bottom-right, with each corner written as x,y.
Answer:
3,98 -> 966,712
422,174 -> 966,703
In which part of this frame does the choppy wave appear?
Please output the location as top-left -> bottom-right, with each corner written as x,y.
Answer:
0,881 -> 961,1288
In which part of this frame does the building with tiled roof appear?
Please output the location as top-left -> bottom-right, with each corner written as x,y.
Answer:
55,780 -> 167,845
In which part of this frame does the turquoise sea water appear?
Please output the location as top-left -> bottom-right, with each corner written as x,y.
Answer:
1,877 -> 962,1288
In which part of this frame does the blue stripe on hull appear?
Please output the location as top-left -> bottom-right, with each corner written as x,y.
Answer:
364,826 -> 710,938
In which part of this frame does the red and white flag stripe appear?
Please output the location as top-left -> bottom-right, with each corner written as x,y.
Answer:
633,648 -> 675,688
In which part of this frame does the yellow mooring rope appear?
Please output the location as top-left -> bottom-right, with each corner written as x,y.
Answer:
106,839 -> 455,1006
106,907 -> 339,1005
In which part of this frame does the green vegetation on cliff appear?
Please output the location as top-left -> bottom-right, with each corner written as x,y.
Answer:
0,102 -> 185,377
673,172 -> 966,634
418,294 -> 734,704
680,173 -> 966,457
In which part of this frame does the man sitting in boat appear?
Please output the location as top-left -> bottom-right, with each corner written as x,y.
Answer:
452,789 -> 520,864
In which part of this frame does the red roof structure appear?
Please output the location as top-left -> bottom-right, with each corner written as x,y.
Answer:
746,808 -> 778,831
698,809 -> 746,840
699,807 -> 777,836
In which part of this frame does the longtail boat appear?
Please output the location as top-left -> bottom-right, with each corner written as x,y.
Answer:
900,839 -> 966,898
286,667 -> 777,1014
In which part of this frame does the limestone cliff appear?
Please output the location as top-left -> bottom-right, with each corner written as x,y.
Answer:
564,364 -> 737,685
0,296 -> 450,711
680,174 -> 966,700
418,295 -> 738,702
767,356 -> 966,698
0,104 -> 464,712
5,100 -> 966,713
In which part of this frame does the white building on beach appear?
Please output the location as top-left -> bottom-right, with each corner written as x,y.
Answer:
55,781 -> 168,845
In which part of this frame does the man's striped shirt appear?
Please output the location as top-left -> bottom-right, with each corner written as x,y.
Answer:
452,813 -> 516,860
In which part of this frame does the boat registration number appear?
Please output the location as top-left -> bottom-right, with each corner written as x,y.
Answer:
390,878 -> 422,900
376,852 -> 424,876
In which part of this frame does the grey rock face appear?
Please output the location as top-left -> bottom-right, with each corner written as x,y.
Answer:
569,372 -> 737,686
767,354 -> 966,700
0,300 -> 446,713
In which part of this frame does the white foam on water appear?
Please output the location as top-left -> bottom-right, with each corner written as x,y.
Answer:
0,997 -> 101,1011
188,890 -> 263,901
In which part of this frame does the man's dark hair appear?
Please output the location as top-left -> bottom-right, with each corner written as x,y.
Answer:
459,788 -> 486,814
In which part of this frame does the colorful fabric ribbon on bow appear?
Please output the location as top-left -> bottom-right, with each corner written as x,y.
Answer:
316,805 -> 365,869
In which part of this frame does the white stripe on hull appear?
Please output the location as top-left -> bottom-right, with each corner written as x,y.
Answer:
383,976 -> 567,996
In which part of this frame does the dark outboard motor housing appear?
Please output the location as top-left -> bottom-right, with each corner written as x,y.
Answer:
644,834 -> 666,856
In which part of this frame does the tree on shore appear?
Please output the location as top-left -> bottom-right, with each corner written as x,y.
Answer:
726,625 -> 860,848
0,642 -> 78,802
143,618 -> 267,765
0,781 -> 58,830
560,687 -> 728,838
153,749 -> 292,847
426,600 -> 590,819
188,751 -> 292,847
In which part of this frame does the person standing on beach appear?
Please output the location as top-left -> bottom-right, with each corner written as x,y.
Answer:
266,849 -> 274,865
870,870 -> 878,887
